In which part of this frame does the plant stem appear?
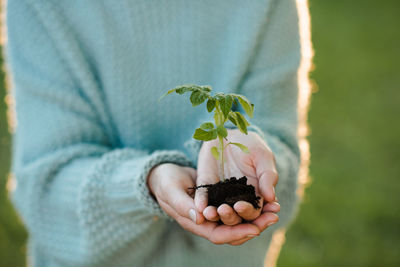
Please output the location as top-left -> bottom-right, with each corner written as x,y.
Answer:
215,101 -> 227,181
218,135 -> 225,181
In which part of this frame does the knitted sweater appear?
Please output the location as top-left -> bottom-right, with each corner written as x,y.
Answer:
4,0 -> 303,266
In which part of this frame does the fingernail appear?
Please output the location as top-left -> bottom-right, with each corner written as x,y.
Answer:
271,202 -> 280,209
189,209 -> 197,223
267,221 -> 277,226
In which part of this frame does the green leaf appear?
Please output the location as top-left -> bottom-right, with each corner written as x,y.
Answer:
217,125 -> 228,138
234,112 -> 248,134
173,84 -> 211,95
211,146 -> 220,161
158,88 -> 176,101
193,128 -> 217,141
190,91 -> 208,106
239,111 -> 250,126
159,84 -> 214,102
233,98 -> 239,107
175,87 -> 192,94
232,94 -> 254,118
211,129 -> 218,139
200,122 -> 214,130
219,95 -> 233,119
229,142 -> 249,153
207,99 -> 216,112
228,112 -> 238,127
201,85 -> 212,93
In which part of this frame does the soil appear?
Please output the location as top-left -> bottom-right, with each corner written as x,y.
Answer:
190,176 -> 261,209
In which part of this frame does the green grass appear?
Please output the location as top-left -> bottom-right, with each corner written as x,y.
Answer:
0,53 -> 27,266
277,0 -> 400,266
0,0 -> 399,266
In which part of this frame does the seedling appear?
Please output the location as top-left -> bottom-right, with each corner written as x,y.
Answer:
160,84 -> 254,181
160,84 -> 261,209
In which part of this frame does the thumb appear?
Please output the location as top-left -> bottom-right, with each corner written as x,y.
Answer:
195,142 -> 220,213
167,186 -> 205,225
253,151 -> 279,203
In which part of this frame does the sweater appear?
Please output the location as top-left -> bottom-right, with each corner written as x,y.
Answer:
4,0 -> 303,266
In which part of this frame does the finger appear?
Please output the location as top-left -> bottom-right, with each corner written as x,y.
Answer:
251,212 -> 279,232
229,235 -> 256,246
203,206 -> 220,221
167,184 -> 205,225
262,201 -> 280,213
217,204 -> 242,226
208,223 -> 260,245
258,170 -> 279,203
233,199 -> 263,221
161,198 -> 261,245
159,198 -> 216,238
252,148 -> 279,203
195,142 -> 220,212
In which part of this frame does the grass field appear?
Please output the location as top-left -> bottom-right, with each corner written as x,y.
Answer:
0,0 -> 399,266
277,0 -> 400,266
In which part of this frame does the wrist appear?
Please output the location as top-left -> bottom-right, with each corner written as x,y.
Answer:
146,163 -> 178,199
147,163 -> 164,200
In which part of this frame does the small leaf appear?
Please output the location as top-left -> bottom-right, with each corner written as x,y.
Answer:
178,84 -> 212,94
233,94 -> 254,118
211,146 -> 220,160
207,99 -> 216,112
217,125 -> 228,138
214,104 -> 225,126
175,87 -> 192,94
211,128 -> 218,139
200,122 -> 214,130
193,128 -> 217,141
158,88 -> 176,101
234,112 -> 248,134
228,112 -> 238,127
229,142 -> 249,153
201,85 -> 212,93
219,95 -> 233,119
235,111 -> 250,126
159,84 -> 214,102
190,91 -> 208,106
233,98 -> 239,107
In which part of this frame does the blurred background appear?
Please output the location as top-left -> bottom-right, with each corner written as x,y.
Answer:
0,0 -> 399,266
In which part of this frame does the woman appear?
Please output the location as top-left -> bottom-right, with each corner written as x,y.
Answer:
4,0 -> 311,266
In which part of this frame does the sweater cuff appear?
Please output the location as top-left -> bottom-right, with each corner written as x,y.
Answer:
79,149 -> 195,232
105,150 -> 194,219
78,149 -> 194,261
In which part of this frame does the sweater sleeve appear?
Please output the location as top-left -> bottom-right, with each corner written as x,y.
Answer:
5,0 -> 193,265
237,0 -> 303,230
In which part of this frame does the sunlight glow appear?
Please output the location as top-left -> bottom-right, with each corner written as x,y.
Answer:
265,0 -> 314,266
1,0 -> 17,134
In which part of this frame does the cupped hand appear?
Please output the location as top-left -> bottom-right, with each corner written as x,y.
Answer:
195,129 -> 280,228
147,163 -> 263,245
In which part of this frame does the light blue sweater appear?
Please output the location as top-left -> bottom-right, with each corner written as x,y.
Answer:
4,0 -> 302,266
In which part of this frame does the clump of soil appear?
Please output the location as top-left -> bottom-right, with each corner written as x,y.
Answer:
191,176 -> 261,209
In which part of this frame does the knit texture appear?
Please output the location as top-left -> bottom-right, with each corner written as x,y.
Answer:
4,0 -> 303,266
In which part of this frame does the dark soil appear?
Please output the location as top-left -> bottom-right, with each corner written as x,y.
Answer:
190,176 -> 261,209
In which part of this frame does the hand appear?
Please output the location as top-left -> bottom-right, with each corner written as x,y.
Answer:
195,129 -> 280,228
147,163 -> 264,245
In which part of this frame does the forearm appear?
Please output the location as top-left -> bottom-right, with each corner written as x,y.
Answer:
12,144 -> 192,265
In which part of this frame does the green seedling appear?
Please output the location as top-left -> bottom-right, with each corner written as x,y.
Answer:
160,84 -> 254,181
